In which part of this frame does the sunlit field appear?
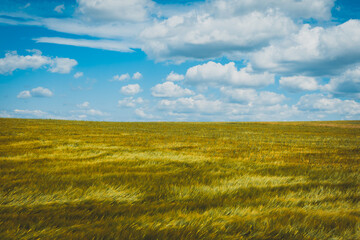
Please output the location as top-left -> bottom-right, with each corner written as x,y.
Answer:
0,118 -> 359,239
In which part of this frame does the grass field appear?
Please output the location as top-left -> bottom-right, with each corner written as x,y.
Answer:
0,118 -> 359,239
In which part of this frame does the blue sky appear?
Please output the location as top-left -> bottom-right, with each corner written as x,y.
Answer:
0,0 -> 360,121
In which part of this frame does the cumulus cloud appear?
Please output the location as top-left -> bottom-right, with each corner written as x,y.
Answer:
77,0 -> 154,22
70,107 -> 108,119
186,61 -> 274,88
84,109 -> 106,116
73,109 -> 106,116
17,87 -> 53,98
1,0 -> 337,67
296,94 -> 360,116
113,73 -> 130,81
155,89 -> 294,121
211,0 -> 335,20
121,84 -> 141,95
279,76 -> 320,92
227,104 -> 300,122
251,20 -> 360,76
74,72 -> 83,78
141,11 -> 297,61
118,97 -> 144,107
151,81 -> 194,98
220,87 -> 285,105
10,108 -> 101,120
132,72 -> 142,80
30,87 -> 53,97
221,88 -> 257,104
0,50 -> 50,74
48,57 -> 77,73
14,109 -> 48,117
157,94 -> 293,121
54,4 -> 65,13
10,108 -> 108,120
135,108 -> 154,119
325,65 -> 360,98
166,71 -> 184,81
257,92 -> 287,106
158,95 -> 224,114
0,0 -> 337,65
0,111 -> 12,118
77,101 -> 90,109
17,90 -> 31,99
0,50 -> 77,74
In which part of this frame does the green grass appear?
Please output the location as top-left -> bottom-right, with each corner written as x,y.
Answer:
0,118 -> 359,239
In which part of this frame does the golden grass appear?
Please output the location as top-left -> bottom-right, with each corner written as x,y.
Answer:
0,118 -> 359,239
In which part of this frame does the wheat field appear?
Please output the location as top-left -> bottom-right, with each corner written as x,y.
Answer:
0,118 -> 359,239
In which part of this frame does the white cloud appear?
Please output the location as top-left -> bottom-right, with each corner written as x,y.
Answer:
73,109 -> 106,116
0,50 -> 77,74
155,89 -> 292,121
85,109 -> 106,116
257,92 -> 286,106
151,81 -> 194,98
296,94 -> 360,116
17,90 -> 31,99
141,10 -> 297,61
39,17 -> 147,39
48,57 -> 78,74
113,73 -> 130,81
54,4 -> 65,13
132,72 -> 142,80
14,109 -> 48,117
35,37 -> 137,52
325,65 -> 360,98
227,104 -> 300,121
135,108 -> 154,119
279,76 -> 320,92
0,111 -> 12,118
17,87 -> 53,98
30,87 -> 53,97
220,88 -> 257,104
251,20 -> 360,75
166,71 -> 184,82
118,97 -> 144,107
186,61 -> 274,88
121,84 -> 141,95
4,107 -> 107,121
10,1 -> 296,62
71,108 -> 107,117
211,0 -> 335,20
77,0 -> 154,22
159,101 -> 296,121
1,0 -> 336,65
77,101 -> 90,109
220,87 -> 285,105
158,95 -> 224,114
0,50 -> 50,74
74,72 -> 83,78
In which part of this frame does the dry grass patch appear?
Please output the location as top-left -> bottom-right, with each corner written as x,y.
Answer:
0,118 -> 359,239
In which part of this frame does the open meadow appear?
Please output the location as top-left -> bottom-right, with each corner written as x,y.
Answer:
0,118 -> 359,239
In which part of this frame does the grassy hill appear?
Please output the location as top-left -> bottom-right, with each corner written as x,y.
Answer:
0,118 -> 359,239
